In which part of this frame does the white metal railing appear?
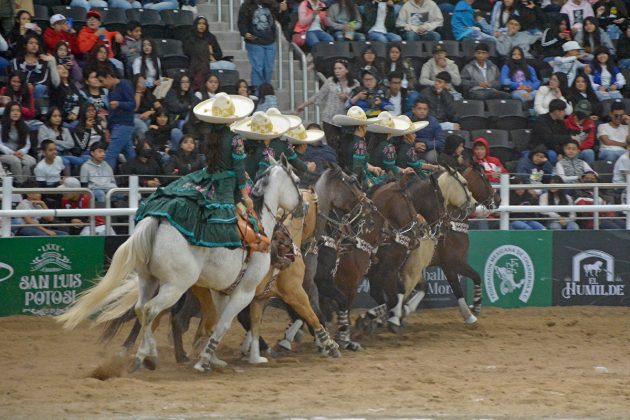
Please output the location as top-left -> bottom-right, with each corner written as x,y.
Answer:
289,42 -> 309,122
276,21 -> 284,90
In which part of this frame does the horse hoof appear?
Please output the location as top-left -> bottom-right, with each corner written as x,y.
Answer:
143,356 -> 157,371
128,358 -> 142,373
176,354 -> 190,364
276,339 -> 292,352
248,356 -> 268,364
339,340 -> 363,352
193,361 -> 212,373
210,356 -> 228,369
328,346 -> 342,358
387,322 -> 402,335
465,314 -> 478,327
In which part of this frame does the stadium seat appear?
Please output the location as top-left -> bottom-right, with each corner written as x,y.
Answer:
127,9 -> 165,38
154,39 -> 188,70
210,69 -> 240,94
312,42 -> 352,77
349,41 -> 386,59
486,99 -> 528,130
510,129 -> 532,153
461,39 -> 497,59
471,129 -> 516,163
102,8 -> 127,33
34,0 -> 62,7
33,4 -> 50,29
454,99 -> 488,131
591,160 -> 615,184
400,41 -> 424,58
161,9 -> 194,41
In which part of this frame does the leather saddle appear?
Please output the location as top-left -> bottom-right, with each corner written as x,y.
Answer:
235,203 -> 271,253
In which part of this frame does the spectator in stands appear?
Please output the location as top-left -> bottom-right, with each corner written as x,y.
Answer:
594,0 -> 628,41
564,100 -> 596,164
80,141 -> 117,202
14,179 -> 68,236
7,11 -> 42,57
590,47 -> 625,101
500,46 -> 540,103
293,0 -> 334,48
574,171 -> 625,229
575,17 -> 616,60
346,68 -> 392,117
80,70 -> 109,116
551,41 -> 590,87
0,0 -> 14,37
396,115 -> 439,176
384,72 -> 408,117
78,11 -> 125,75
164,73 -> 198,129
34,140 -> 65,188
438,134 -> 466,170
53,41 -> 82,88
364,0 -> 402,43
58,177 -> 112,236
195,74 -> 221,101
612,142 -> 630,183
490,0 -> 517,34
509,176 -> 546,230
420,71 -> 458,130
44,14 -> 79,56
50,64 -> 81,127
597,101 -> 629,162
406,99 -> 444,163
618,26 -> 630,70
164,135 -> 204,178
495,16 -> 540,59
97,69 -> 136,170
328,0 -> 365,41
0,102 -> 36,184
301,122 -> 337,173
531,99 -> 572,162
297,59 -> 359,140
121,21 -> 143,70
472,137 -> 508,183
0,73 -> 36,125
567,72 -> 599,113
119,138 -> 164,188
237,79 -> 254,99
534,72 -> 572,116
185,17 -> 236,89
238,0 -> 285,90
11,34 -> 60,115
541,14 -> 573,60
516,144 -> 554,185
38,107 -> 85,170
539,175 -> 579,230
555,139 -> 595,183
356,46 -> 384,82
145,109 -> 183,154
132,39 -> 162,90
73,103 -> 105,159
385,44 -> 418,97
461,43 -> 511,100
133,75 -> 161,138
84,45 -> 120,80
396,0 -> 443,41
255,83 -> 279,112
420,45 -> 462,100
452,0 -> 496,41
560,0 -> 594,31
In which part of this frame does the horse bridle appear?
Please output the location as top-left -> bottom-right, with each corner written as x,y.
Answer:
444,166 -> 474,222
255,160 -> 305,224
465,165 -> 497,210
317,171 -> 369,238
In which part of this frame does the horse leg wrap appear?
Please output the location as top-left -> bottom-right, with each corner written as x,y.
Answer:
403,289 -> 426,317
277,319 -> 304,352
316,327 -> 341,358
458,297 -> 478,326
388,294 -> 405,327
368,303 -> 388,324
241,331 -> 253,356
335,310 -> 351,343
471,285 -> 483,315
194,337 -> 220,372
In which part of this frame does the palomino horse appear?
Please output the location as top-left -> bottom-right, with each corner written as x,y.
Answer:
58,160 -> 303,372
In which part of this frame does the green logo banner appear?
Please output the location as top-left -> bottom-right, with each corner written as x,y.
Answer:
0,237 -> 104,317
468,231 -> 553,308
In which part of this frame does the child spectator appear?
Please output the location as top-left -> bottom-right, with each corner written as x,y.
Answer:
555,139 -> 595,183
14,179 -> 68,236
597,101 -> 629,162
0,102 -> 35,184
509,176 -> 546,230
53,41 -> 82,85
516,145 -> 554,185
461,43 -> 511,101
78,11 -> 124,74
420,72 -> 459,129
472,137 -> 508,183
590,47 -> 625,101
396,0 -> 443,41
530,99 -> 572,162
73,103 -> 105,160
58,177 -> 112,236
419,44 -> 462,100
43,14 -> 79,55
574,171 -> 625,228
501,46 -> 540,104
564,100 -> 596,164
145,109 -> 183,155
38,107 -> 83,170
132,39 -> 162,89
119,139 -> 163,188
50,64 -> 81,126
80,141 -> 117,202
34,140 -> 65,187
195,74 -> 221,101
538,175 -> 579,229
437,134 -> 466,170
255,83 -> 278,112
120,21 -> 142,70
356,46 -> 384,82
550,41 -> 590,86
567,72 -> 599,113
164,135 -> 204,179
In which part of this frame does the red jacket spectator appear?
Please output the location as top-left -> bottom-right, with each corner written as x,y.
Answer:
43,27 -> 79,55
472,137 -> 508,183
78,11 -> 120,58
0,84 -> 36,120
564,113 -> 596,152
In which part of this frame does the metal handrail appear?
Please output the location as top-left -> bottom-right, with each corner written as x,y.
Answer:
276,21 -> 284,90
289,42 -> 309,122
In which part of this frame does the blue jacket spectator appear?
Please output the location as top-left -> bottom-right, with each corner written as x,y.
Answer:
452,0 -> 495,41
406,99 -> 444,163
516,145 -> 554,185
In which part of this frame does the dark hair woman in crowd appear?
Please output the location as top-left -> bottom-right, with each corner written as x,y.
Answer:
0,101 -> 36,184
132,38 -> 162,89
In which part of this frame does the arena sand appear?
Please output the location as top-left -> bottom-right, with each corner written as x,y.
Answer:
1,306 -> 630,418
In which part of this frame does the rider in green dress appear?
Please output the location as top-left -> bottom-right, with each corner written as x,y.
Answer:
395,115 -> 440,177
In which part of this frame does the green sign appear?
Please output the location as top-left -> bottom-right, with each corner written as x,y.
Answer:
0,237 -> 104,317
467,231 -> 553,308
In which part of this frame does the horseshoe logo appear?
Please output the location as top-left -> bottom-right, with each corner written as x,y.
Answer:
0,262 -> 14,283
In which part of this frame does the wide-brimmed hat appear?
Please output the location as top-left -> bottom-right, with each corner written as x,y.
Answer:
397,115 -> 429,135
366,111 -> 411,135
231,110 -> 290,140
332,106 -> 382,126
193,92 -> 255,124
284,124 -> 325,144
266,108 -> 302,129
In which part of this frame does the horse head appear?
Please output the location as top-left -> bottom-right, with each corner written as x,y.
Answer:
316,163 -> 365,214
463,162 -> 500,210
253,157 -> 302,215
437,166 -> 477,218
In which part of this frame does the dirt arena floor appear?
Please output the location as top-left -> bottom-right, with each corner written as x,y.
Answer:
1,306 -> 630,418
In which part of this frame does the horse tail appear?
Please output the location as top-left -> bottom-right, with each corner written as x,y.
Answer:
56,217 -> 159,330
95,275 -> 140,325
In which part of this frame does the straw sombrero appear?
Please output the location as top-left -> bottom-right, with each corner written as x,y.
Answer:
366,111 -> 411,135
332,106 -> 382,126
266,108 -> 302,129
397,115 -> 429,135
284,124 -> 325,144
193,92 -> 254,123
231,110 -> 291,140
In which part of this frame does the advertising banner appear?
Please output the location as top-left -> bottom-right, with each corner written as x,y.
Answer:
419,266 -> 463,309
552,231 -> 630,306
0,237 -> 104,317
467,231 -> 553,308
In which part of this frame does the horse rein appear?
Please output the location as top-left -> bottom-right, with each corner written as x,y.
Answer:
444,166 -> 474,222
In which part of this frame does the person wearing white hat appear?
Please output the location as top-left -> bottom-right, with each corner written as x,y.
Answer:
135,93 -> 257,248
239,109 -> 315,178
331,106 -> 385,182
43,14 -> 79,54
550,40 -> 590,86
395,115 -> 440,177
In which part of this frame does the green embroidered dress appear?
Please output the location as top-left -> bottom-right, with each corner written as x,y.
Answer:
397,140 -> 430,178
367,134 -> 399,187
135,125 -> 248,248
246,138 -> 308,178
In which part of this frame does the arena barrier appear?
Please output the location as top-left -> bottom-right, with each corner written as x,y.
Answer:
1,231 -> 628,317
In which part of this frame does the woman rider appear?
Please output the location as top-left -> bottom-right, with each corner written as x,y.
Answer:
395,115 -> 440,177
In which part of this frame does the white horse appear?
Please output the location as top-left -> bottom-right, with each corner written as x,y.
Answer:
58,160 -> 302,372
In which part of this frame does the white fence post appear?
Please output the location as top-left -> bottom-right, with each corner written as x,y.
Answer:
626,174 -> 630,230
499,173 -> 510,230
1,177 -> 13,238
128,176 -> 139,234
